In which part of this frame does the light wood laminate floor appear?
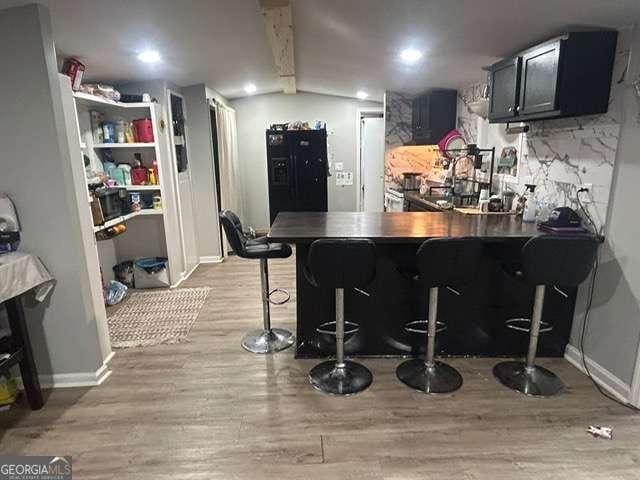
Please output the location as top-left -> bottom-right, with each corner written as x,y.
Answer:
1,254 -> 639,479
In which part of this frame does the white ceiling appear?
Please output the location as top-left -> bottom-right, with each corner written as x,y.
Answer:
1,0 -> 639,101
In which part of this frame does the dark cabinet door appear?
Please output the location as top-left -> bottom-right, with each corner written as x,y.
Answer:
488,57 -> 521,121
292,131 -> 328,212
429,90 -> 457,143
412,95 -> 430,141
518,40 -> 562,116
412,90 -> 456,144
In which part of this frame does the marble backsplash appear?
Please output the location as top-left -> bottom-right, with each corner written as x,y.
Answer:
384,91 -> 446,190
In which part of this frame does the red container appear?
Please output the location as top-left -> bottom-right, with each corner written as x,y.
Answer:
133,119 -> 154,143
131,166 -> 148,185
62,57 -> 85,91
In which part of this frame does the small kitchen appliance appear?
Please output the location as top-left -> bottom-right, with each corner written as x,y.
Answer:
0,193 -> 20,254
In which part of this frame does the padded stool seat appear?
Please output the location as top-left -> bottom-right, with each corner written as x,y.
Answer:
493,235 -> 599,397
243,241 -> 292,259
397,237 -> 483,394
219,210 -> 294,354
307,239 -> 376,396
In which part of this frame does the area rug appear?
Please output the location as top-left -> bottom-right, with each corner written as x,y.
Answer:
107,287 -> 211,348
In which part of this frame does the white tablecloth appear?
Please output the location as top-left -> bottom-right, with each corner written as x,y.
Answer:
0,252 -> 54,304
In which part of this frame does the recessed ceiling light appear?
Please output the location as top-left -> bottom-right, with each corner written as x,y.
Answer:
399,48 -> 423,64
244,83 -> 257,94
137,50 -> 161,64
356,90 -> 369,100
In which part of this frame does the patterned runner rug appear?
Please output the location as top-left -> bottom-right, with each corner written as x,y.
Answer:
107,287 -> 211,348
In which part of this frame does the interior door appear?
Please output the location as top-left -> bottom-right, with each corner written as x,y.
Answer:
518,40 -> 562,116
489,57 -> 521,121
360,116 -> 385,212
209,108 -> 225,253
292,131 -> 327,212
168,92 -> 198,273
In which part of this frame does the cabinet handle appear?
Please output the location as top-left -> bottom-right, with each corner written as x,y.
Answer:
508,106 -> 514,112
516,105 -> 520,112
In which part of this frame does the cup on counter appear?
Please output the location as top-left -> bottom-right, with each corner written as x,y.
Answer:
478,199 -> 490,213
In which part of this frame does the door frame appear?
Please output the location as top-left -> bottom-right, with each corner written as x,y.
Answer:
209,105 -> 225,258
166,89 -> 193,275
355,108 -> 384,211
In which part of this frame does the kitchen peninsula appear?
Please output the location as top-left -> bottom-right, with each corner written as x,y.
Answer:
269,211 -> 579,358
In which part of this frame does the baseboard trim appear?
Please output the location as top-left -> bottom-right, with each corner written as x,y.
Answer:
171,262 -> 200,288
199,255 -> 223,264
565,344 -> 630,403
103,350 -> 115,366
16,359 -> 113,390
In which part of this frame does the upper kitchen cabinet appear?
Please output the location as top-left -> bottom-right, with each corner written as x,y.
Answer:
488,57 -> 521,121
411,88 -> 457,144
488,31 -> 618,123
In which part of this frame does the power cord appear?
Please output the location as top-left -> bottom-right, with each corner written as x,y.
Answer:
576,189 -> 639,411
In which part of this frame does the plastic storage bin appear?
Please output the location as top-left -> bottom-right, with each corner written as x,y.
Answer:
133,257 -> 169,288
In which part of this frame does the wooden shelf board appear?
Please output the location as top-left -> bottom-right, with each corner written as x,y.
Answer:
123,185 -> 161,191
73,92 -> 152,109
93,143 -> 156,149
93,209 -> 163,233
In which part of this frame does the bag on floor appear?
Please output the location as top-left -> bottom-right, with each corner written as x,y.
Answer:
106,280 -> 128,306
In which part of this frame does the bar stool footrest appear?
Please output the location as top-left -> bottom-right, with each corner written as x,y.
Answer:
316,321 -> 359,336
404,320 -> 447,334
309,360 -> 372,396
505,318 -> 553,333
268,288 -> 290,305
396,358 -> 462,394
241,328 -> 294,354
493,360 -> 564,397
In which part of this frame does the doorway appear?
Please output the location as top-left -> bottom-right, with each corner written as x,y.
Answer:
357,110 -> 385,212
209,106 -> 224,256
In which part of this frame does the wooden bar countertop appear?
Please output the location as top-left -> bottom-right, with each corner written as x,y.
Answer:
268,211 -> 540,243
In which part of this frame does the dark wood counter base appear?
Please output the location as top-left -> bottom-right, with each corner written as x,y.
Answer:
293,241 -> 576,359
269,212 -> 578,359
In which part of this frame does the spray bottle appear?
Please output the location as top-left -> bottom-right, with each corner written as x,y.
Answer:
522,184 -> 537,223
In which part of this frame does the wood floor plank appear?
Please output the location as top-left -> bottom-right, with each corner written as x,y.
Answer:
1,253 -> 638,480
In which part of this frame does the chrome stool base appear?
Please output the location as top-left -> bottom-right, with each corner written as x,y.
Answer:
241,328 -> 294,354
493,361 -> 564,397
309,360 -> 373,396
396,358 -> 463,394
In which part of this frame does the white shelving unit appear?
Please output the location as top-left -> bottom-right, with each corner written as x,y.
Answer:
72,90 -> 183,286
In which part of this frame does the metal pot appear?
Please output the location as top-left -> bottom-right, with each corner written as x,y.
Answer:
402,172 -> 421,191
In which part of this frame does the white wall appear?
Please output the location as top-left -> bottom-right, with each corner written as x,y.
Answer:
0,4 -> 109,378
570,26 -> 640,395
232,92 -> 382,230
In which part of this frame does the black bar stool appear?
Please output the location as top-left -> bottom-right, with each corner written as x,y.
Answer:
397,237 -> 483,394
494,235 -> 598,397
219,210 -> 294,354
306,239 -> 376,395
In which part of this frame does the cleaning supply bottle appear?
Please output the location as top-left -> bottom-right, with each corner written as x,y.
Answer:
522,184 -> 537,223
152,159 -> 159,185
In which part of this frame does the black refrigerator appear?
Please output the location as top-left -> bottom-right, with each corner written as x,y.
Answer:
266,129 -> 328,224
